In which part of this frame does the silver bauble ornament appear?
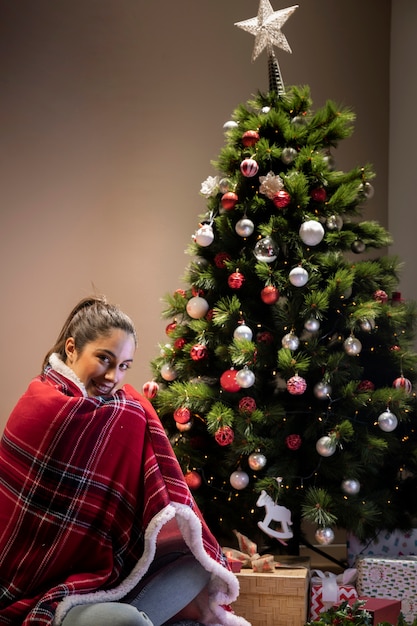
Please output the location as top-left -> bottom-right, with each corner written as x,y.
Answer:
233,324 -> 253,341
378,409 -> 398,432
219,177 -> 232,193
360,318 -> 375,332
281,332 -> 300,351
160,363 -> 177,381
176,420 -> 193,432
341,478 -> 360,495
304,316 -> 320,332
326,215 -> 343,231
223,120 -> 238,131
313,381 -> 332,400
299,220 -> 325,246
344,336 -> 362,356
236,368 -> 255,389
316,436 -> 336,457
230,469 -> 250,490
254,236 -> 279,263
281,147 -> 297,164
194,224 -> 214,247
315,527 -> 335,545
235,218 -> 255,237
289,266 -> 309,287
351,240 -> 366,254
359,181 -> 375,200
248,452 -> 267,471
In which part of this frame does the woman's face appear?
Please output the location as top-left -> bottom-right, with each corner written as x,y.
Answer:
65,328 -> 136,397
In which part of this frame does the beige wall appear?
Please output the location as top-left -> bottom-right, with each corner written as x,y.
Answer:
0,1 -> 390,430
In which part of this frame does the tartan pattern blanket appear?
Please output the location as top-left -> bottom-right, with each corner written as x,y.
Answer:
0,366 -> 247,626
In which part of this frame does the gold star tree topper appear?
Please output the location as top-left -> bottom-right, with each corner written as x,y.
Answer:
235,0 -> 298,62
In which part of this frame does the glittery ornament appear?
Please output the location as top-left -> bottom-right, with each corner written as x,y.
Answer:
236,368 -> 255,388
261,285 -> 280,304
393,376 -> 413,394
286,375 -> 307,395
285,434 -> 302,450
233,324 -> 253,341
373,289 -> 388,304
184,470 -> 202,490
357,380 -> 375,392
239,396 -> 257,413
230,469 -> 249,490
221,192 -> 239,211
281,332 -> 299,351
256,330 -> 274,344
248,452 -> 267,471
214,252 -> 231,268
228,270 -> 245,289
235,218 -> 255,237
289,266 -> 308,287
214,425 -> 235,446
344,335 -> 362,356
299,220 -> 325,246
173,407 -> 191,424
194,223 -> 214,247
220,369 -> 240,392
310,187 -> 327,202
186,296 -> 209,319
378,409 -> 398,432
240,158 -> 259,177
316,436 -> 336,457
341,478 -> 360,495
160,363 -> 177,381
351,240 -> 366,254
314,381 -> 332,400
304,316 -> 320,332
190,344 -> 208,361
315,527 -> 335,545
254,236 -> 278,263
242,130 -> 260,147
272,189 -> 291,208
142,380 -> 159,399
281,147 -> 297,164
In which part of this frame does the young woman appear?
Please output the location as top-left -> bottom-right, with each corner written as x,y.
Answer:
0,297 -> 248,626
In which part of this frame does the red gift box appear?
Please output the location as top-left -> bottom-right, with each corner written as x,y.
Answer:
340,596 -> 401,625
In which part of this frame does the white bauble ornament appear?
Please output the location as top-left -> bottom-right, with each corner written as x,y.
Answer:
304,316 -> 320,332
378,409 -> 398,432
186,296 -> 209,319
344,335 -> 362,356
254,236 -> 278,263
194,224 -> 214,247
230,469 -> 250,490
248,452 -> 267,471
314,381 -> 332,400
315,527 -> 335,545
236,368 -> 255,388
160,363 -> 177,381
341,478 -> 360,495
281,332 -> 300,351
233,324 -> 253,341
299,220 -> 325,246
316,436 -> 336,457
289,267 -> 309,287
235,218 -> 255,237
223,120 -> 238,131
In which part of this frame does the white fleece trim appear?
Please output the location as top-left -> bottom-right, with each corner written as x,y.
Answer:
49,353 -> 88,397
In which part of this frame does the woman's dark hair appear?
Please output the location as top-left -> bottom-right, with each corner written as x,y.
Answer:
42,296 -> 137,370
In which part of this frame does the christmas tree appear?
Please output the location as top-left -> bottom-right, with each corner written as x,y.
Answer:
145,1 -> 417,552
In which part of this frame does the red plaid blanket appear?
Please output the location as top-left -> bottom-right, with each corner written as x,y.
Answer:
0,368 -> 246,626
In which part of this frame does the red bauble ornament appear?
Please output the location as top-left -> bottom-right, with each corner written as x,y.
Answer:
174,337 -> 186,351
242,130 -> 260,147
238,396 -> 257,413
190,343 -> 208,361
228,271 -> 245,289
357,380 -> 375,392
221,192 -> 239,211
175,289 -> 187,298
173,407 -> 191,424
373,289 -> 388,304
214,425 -> 235,446
184,470 -> 202,490
220,369 -> 240,392
286,434 -> 302,450
310,187 -> 327,202
240,158 -> 259,177
165,321 -> 177,335
393,376 -> 413,394
287,375 -> 307,395
272,189 -> 291,208
214,252 -> 231,269
261,285 -> 280,304
142,380 -> 159,399
256,331 -> 274,344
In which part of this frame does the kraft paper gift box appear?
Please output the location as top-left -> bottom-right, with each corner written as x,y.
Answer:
309,568 -> 358,621
347,529 -> 417,567
356,556 -> 417,624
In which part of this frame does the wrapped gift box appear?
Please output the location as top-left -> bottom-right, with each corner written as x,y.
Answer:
337,597 -> 401,626
231,567 -> 309,626
309,569 -> 358,621
356,556 -> 417,623
347,529 -> 417,566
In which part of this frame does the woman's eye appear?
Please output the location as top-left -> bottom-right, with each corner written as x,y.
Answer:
98,355 -> 111,364
120,363 -> 131,371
